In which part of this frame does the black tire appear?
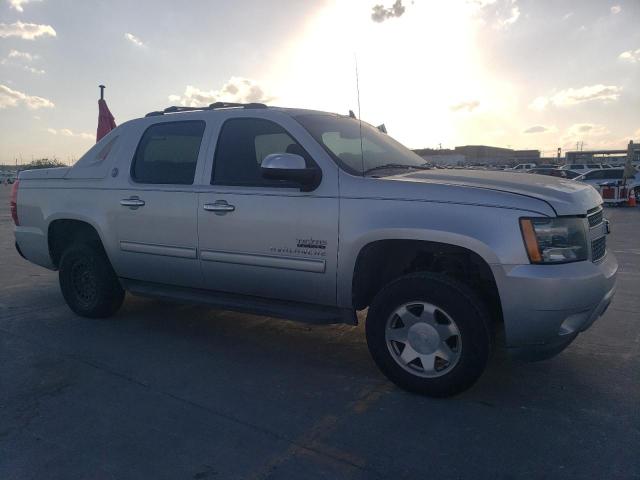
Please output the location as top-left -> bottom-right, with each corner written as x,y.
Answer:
59,242 -> 124,318
365,272 -> 492,397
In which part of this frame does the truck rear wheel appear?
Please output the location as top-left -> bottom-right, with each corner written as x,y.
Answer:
59,243 -> 124,318
366,272 -> 491,397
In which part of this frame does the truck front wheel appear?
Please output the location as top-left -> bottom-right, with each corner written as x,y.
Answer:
59,243 -> 124,318
366,272 -> 492,397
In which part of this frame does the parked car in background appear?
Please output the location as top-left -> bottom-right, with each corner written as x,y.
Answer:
12,103 -> 617,397
561,170 -> 583,179
1,172 -> 17,184
527,167 -> 557,175
574,168 -> 639,196
527,168 -> 580,179
558,164 -> 603,174
505,163 -> 536,172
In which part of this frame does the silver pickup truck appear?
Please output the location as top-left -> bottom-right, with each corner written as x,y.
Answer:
12,103 -> 617,397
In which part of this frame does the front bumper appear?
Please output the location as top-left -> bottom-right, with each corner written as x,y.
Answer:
491,251 -> 618,361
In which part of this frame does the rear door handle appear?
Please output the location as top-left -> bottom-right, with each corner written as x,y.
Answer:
203,201 -> 235,215
120,197 -> 145,209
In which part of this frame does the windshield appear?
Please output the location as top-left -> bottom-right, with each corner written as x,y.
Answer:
295,114 -> 427,176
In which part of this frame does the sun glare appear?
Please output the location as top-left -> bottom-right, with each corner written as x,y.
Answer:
266,0 -> 488,149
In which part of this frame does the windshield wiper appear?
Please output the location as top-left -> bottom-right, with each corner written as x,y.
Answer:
363,163 -> 431,175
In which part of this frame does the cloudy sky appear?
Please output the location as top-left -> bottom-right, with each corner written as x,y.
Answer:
0,0 -> 638,164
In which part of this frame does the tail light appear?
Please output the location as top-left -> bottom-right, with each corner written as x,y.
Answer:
10,180 -> 19,226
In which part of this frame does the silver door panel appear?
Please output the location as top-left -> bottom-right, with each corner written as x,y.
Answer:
200,250 -> 326,273
110,189 -> 202,288
198,191 -> 338,305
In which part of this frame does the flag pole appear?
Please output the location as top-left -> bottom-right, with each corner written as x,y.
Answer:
96,84 -> 116,142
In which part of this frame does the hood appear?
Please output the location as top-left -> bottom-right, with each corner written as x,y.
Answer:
388,169 -> 602,216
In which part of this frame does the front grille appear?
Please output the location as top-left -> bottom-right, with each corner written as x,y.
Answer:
591,236 -> 606,262
587,206 -> 603,228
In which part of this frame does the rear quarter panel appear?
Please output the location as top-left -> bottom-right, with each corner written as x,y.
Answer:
14,124 -> 140,270
16,178 -> 116,269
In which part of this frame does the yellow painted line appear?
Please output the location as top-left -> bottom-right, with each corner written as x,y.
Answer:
247,384 -> 392,479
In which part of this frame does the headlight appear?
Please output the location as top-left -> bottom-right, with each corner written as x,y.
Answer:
520,217 -> 587,264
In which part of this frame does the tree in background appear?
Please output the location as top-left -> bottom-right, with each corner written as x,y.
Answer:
23,158 -> 66,170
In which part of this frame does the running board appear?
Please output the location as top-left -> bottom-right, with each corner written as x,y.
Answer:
121,278 -> 357,325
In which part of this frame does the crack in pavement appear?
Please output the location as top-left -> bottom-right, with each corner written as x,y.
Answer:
0,325 -> 390,478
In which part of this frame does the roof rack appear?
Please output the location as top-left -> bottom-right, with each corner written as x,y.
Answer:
145,102 -> 267,117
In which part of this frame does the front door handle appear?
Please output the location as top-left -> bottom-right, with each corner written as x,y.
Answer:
120,196 -> 145,209
203,200 -> 235,215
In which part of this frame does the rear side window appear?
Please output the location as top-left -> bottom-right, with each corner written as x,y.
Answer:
131,121 -> 205,184
95,136 -> 120,164
212,118 -> 312,187
74,134 -> 120,168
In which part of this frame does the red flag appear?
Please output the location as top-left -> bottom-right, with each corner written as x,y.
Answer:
96,98 -> 116,142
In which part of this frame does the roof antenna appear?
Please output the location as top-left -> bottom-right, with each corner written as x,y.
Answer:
355,54 -> 364,175
99,84 -> 105,101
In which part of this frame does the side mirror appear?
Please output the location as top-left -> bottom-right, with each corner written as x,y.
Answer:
261,153 -> 321,192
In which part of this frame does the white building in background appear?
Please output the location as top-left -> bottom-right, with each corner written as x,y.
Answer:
564,142 -> 639,165
414,145 -> 541,167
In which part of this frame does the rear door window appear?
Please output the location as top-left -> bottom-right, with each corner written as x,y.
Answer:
131,121 -> 205,185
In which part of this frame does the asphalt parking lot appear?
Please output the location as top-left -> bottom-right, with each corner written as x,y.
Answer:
1,185 -> 639,480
